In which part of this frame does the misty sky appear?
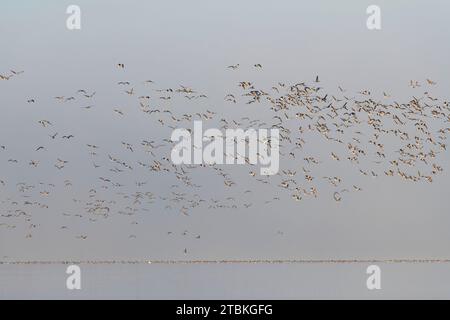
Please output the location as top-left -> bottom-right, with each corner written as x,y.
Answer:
0,0 -> 449,299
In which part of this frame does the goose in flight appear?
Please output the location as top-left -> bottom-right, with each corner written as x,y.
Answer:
114,109 -> 124,116
333,192 -> 342,202
84,92 -> 96,98
10,69 -> 24,75
0,74 -> 12,80
29,160 -> 39,167
38,120 -> 52,127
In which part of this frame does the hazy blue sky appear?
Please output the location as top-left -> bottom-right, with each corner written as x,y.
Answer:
1,0 -> 449,298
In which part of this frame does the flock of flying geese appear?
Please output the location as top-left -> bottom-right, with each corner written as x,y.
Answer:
0,64 -> 449,255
